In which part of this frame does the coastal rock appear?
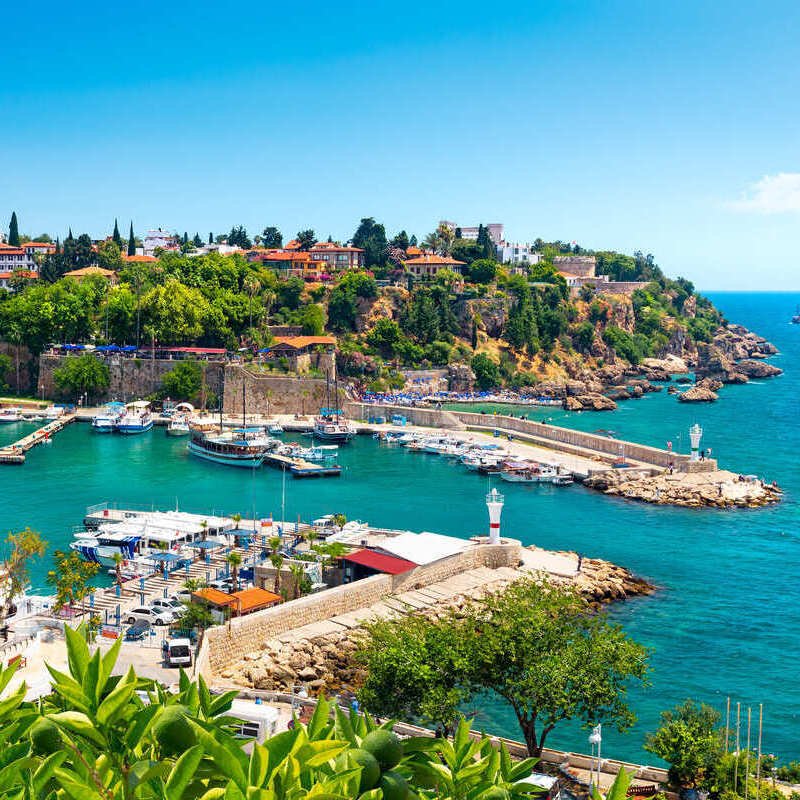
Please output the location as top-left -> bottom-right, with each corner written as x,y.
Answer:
696,377 -> 723,391
678,386 -> 718,403
641,355 -> 689,374
565,393 -> 617,411
584,468 -> 781,509
735,359 -> 783,379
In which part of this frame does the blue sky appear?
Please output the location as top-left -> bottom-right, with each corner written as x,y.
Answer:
2,0 -> 799,290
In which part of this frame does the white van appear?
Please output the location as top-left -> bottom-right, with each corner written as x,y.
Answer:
227,699 -> 280,743
166,638 -> 193,668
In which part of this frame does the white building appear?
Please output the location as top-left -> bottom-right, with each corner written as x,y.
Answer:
495,241 -> 542,267
441,221 -> 505,245
143,229 -> 179,256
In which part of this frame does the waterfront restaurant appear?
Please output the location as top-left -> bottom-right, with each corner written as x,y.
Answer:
192,586 -> 281,617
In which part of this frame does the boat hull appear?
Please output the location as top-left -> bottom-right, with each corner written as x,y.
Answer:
166,428 -> 190,437
313,430 -> 356,442
117,422 -> 154,434
188,440 -> 264,468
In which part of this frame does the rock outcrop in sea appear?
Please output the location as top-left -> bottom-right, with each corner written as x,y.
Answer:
584,468 -> 781,508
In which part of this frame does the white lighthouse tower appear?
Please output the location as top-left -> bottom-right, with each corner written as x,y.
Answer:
689,423 -> 703,461
486,488 -> 504,544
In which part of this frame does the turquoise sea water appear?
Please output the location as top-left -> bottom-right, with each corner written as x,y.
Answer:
1,292 -> 797,763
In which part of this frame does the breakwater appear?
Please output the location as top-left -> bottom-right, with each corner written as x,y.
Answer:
345,401 -> 714,472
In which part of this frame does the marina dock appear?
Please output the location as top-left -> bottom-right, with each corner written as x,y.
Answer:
0,413 -> 76,464
262,451 -> 341,478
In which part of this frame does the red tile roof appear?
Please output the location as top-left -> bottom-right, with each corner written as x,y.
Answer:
193,588 -> 236,607
341,549 -> 417,575
0,271 -> 35,279
231,587 -> 281,613
310,243 -> 364,253
271,336 -> 336,348
404,254 -> 466,266
123,255 -> 158,263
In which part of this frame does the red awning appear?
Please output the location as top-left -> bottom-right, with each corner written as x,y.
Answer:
341,549 -> 417,575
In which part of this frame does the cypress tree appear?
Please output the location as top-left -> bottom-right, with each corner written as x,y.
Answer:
471,319 -> 478,349
182,232 -> 189,245
127,223 -> 135,256
8,212 -> 19,246
209,232 -> 213,244
112,218 -> 122,247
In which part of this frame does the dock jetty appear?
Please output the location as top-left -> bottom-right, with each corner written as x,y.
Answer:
0,413 -> 76,464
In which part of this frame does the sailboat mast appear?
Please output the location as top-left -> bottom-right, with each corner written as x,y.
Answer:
242,379 -> 246,429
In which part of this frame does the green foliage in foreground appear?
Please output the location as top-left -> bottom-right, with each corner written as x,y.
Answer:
0,623 -> 548,799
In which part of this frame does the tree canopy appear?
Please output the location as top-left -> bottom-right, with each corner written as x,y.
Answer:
357,578 -> 649,756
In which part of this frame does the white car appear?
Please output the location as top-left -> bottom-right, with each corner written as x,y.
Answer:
126,606 -> 176,626
152,597 -> 183,613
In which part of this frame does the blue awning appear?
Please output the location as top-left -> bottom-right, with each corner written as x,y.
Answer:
189,540 -> 225,550
149,552 -> 182,563
121,345 -> 137,352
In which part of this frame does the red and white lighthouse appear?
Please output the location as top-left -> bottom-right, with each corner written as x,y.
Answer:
486,488 -> 504,545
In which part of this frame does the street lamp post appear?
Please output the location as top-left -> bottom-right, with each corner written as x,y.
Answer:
589,724 -> 602,791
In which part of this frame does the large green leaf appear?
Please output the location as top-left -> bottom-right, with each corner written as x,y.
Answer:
96,666 -> 137,725
63,626 -> 90,682
164,746 -> 205,800
49,711 -> 107,747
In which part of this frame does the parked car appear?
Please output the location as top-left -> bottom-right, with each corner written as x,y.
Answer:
152,597 -> 183,613
124,620 -> 152,641
125,606 -> 176,626
172,588 -> 197,603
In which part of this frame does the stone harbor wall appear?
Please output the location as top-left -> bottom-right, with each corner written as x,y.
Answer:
38,353 -> 225,402
343,400 -> 465,430
218,547 -> 655,694
204,540 -> 521,674
222,366 -> 330,416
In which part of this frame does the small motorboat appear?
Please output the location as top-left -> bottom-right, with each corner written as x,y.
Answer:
0,408 -> 21,424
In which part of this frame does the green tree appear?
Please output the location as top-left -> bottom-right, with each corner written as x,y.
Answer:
227,225 -> 252,249
127,221 -> 136,256
46,549 -> 100,615
468,579 -> 648,757
295,229 -> 317,251
112,218 -> 122,247
53,354 -> 110,402
0,528 -> 46,619
0,353 -> 11,391
260,226 -> 283,248
476,224 -> 495,259
644,700 -> 724,789
160,360 -> 203,403
468,258 -> 498,284
366,318 -> 403,358
141,279 -> 209,343
226,550 -> 243,591
300,303 -> 325,335
8,211 -> 19,246
352,217 -> 388,268
97,240 -> 123,271
470,353 -> 499,389
404,289 -> 441,345
327,284 -> 358,333
276,276 -> 305,310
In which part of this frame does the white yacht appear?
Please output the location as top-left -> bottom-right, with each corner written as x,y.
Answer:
91,401 -> 125,433
117,401 -> 154,434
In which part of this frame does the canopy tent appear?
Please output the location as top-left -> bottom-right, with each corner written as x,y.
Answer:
148,552 -> 183,563
189,539 -> 226,550
121,345 -> 137,352
174,402 -> 194,412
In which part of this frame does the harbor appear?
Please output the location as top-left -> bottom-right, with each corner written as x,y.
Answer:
0,298 -> 795,765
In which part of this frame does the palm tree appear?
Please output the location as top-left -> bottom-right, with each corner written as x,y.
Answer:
226,551 -> 243,592
304,529 -> 318,549
112,552 -> 124,591
231,513 -> 242,530
289,563 -> 305,599
270,552 -> 284,595
199,519 -> 208,542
